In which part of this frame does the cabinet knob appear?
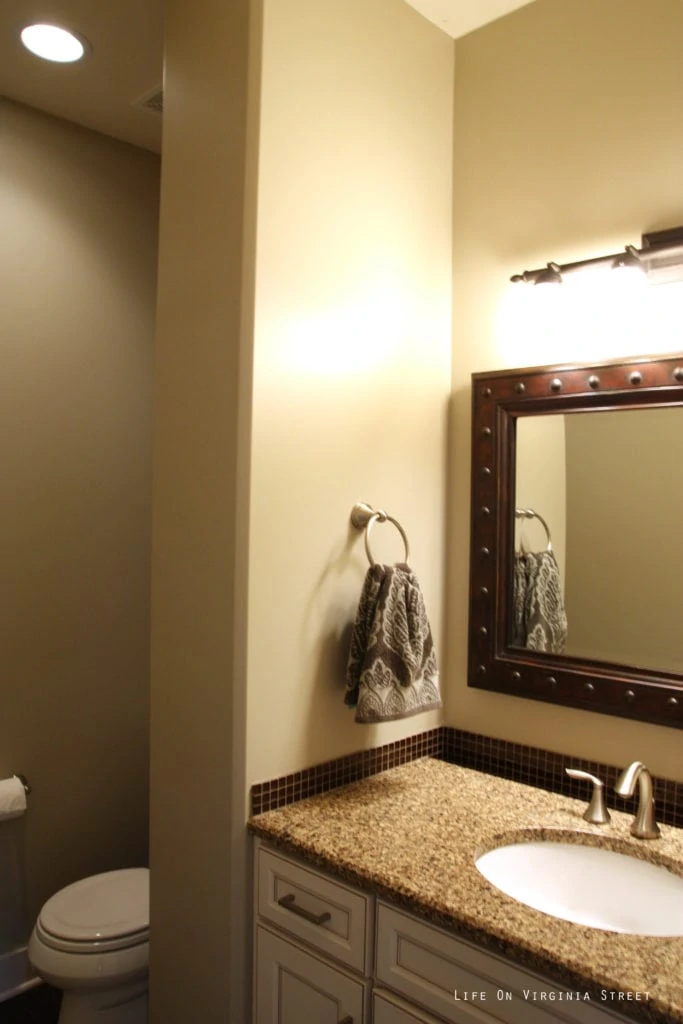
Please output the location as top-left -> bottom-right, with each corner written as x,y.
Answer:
339,1018 -> 354,1024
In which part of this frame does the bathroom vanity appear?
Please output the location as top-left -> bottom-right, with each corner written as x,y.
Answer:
249,759 -> 683,1024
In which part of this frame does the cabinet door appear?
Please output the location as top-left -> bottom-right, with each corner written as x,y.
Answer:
255,925 -> 366,1024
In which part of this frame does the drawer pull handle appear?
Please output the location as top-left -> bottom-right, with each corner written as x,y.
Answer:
277,892 -> 331,926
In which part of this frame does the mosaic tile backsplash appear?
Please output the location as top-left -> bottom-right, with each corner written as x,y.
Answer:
250,726 -> 683,830
250,728 -> 442,814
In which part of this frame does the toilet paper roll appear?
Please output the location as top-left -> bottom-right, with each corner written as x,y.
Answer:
0,776 -> 27,822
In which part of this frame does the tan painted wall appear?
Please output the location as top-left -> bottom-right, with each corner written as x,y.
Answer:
246,0 -> 454,785
514,415 -> 566,589
151,2 -> 450,1015
448,0 -> 683,779
564,409 -> 683,674
0,99 -> 158,958
149,0 -> 258,1019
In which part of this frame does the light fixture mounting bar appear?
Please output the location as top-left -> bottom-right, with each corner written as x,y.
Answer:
511,225 -> 683,284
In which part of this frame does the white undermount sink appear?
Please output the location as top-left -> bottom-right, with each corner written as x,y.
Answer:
475,840 -> 683,936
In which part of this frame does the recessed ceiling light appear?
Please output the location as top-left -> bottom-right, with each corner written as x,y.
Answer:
20,23 -> 89,63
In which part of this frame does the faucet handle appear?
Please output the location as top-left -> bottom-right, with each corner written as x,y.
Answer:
565,768 -> 611,824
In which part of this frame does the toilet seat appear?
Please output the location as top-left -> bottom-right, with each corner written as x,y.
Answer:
35,917 -> 148,954
36,868 -> 149,954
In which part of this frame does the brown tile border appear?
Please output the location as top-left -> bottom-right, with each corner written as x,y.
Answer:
250,725 -> 683,829
250,728 -> 442,814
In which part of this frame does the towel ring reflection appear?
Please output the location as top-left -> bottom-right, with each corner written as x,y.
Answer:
515,508 -> 552,553
350,502 -> 410,566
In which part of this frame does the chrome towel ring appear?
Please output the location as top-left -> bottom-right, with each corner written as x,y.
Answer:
350,501 -> 410,566
515,507 -> 552,553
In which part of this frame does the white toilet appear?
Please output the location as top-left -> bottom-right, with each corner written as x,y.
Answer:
28,868 -> 149,1024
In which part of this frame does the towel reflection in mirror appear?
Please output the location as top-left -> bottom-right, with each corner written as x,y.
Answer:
513,549 -> 568,654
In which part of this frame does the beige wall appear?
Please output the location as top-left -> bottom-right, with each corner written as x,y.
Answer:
246,0 -> 454,785
515,415 -> 566,587
149,0 -> 258,1019
565,409 -> 683,674
151,2 -> 451,1016
448,0 -> 683,778
0,99 -> 158,963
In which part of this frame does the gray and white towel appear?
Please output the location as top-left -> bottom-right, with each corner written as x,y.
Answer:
513,550 -> 568,654
344,563 -> 441,723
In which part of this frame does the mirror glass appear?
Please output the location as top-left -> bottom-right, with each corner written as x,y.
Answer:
513,409 -> 683,675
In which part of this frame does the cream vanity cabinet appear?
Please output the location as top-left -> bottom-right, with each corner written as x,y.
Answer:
253,841 -> 633,1024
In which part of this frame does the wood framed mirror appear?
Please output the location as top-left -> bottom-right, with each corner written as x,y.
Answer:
468,352 -> 683,729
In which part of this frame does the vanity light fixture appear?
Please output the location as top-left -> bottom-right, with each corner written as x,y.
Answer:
20,23 -> 90,63
511,225 -> 683,285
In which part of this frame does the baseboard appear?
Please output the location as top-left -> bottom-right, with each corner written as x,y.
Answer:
0,947 -> 41,1003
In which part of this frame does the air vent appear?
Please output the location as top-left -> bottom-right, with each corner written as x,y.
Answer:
133,85 -> 163,115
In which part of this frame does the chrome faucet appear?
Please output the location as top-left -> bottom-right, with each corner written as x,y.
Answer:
615,761 -> 660,839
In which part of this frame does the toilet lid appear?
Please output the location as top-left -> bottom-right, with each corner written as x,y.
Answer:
39,868 -> 149,945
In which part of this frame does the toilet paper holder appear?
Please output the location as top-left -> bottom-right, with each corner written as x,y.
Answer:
12,774 -> 31,795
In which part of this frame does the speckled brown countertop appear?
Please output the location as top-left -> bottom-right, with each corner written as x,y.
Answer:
248,758 -> 683,1024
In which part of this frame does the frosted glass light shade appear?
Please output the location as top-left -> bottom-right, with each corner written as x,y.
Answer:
20,24 -> 87,63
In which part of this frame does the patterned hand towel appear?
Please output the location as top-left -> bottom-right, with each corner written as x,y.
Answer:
344,563 -> 441,723
513,550 -> 568,654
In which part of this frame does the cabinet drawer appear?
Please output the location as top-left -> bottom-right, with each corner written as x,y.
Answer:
257,845 -> 371,973
376,903 -> 631,1024
374,988 -> 445,1023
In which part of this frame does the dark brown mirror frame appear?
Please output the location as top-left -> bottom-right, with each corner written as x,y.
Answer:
468,352 -> 683,729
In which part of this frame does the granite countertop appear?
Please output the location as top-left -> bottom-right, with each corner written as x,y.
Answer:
248,757 -> 683,1024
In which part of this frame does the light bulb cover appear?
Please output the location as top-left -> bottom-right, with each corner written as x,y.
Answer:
20,23 -> 89,63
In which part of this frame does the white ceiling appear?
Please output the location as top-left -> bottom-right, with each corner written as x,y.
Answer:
404,0 -> 537,38
0,0 -> 535,154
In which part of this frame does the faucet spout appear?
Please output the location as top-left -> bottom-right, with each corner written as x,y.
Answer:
615,761 -> 660,839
